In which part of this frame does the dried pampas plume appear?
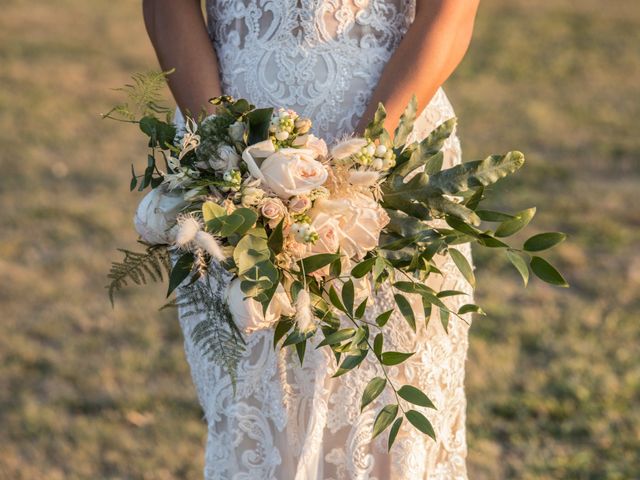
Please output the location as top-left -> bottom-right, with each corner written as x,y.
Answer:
194,230 -> 226,262
295,289 -> 315,332
175,215 -> 201,247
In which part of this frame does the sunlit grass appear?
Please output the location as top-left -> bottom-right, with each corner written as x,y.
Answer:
0,0 -> 638,478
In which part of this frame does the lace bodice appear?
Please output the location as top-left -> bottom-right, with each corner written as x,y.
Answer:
175,2 -> 472,479
206,0 -> 415,142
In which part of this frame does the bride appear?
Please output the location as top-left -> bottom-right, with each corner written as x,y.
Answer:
143,1 -> 480,478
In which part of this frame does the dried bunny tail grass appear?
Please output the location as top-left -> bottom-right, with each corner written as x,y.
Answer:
194,230 -> 226,262
295,289 -> 315,332
175,215 -> 201,247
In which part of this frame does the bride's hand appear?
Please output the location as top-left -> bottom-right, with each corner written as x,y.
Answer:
356,0 -> 480,134
143,0 -> 223,117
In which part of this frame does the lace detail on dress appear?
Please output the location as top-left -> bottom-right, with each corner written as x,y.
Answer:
176,2 -> 472,478
206,0 -> 415,143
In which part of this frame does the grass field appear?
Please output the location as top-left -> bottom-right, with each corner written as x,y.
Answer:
1,0 -> 638,478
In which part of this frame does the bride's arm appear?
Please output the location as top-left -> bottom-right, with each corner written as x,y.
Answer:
143,0 -> 222,116
356,0 -> 480,133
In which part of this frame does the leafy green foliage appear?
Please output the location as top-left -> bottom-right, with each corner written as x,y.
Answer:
103,70 -> 173,121
177,273 -> 246,388
106,244 -> 171,306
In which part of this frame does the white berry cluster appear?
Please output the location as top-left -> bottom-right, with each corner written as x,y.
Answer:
291,221 -> 319,244
354,141 -> 396,171
270,108 -> 312,147
221,169 -> 242,192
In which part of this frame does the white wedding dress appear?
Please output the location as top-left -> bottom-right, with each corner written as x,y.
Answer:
177,1 -> 473,479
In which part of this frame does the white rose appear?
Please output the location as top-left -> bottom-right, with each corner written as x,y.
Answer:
338,193 -> 390,259
309,194 -> 389,259
226,279 -> 294,332
288,195 -> 312,213
241,139 -> 276,181
330,138 -> 367,162
308,208 -> 342,255
260,197 -> 287,227
260,148 -> 328,199
134,186 -> 187,244
209,144 -> 241,172
292,134 -> 328,159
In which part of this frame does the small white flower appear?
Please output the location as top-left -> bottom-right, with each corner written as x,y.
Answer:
241,186 -> 266,208
375,144 -> 387,157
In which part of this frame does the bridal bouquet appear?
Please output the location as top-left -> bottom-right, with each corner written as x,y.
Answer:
106,72 -> 567,448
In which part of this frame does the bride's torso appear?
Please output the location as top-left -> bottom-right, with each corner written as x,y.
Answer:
206,0 -> 417,142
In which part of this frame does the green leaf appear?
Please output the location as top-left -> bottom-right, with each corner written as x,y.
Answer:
393,95 -> 418,148
446,215 -> 481,238
139,116 -> 176,149
328,285 -> 346,313
166,252 -> 194,297
394,294 -> 416,332
202,201 -> 227,223
246,107 -> 274,145
458,304 -> 486,316
351,257 -> 376,278
397,385 -> 437,409
373,333 -> 383,357
376,309 -> 394,327
342,280 -> 355,315
476,209 -> 515,222
333,349 -> 368,377
361,377 -> 387,411
506,250 -> 529,287
440,308 -> 450,333
523,232 -> 567,252
530,256 -> 569,287
495,207 -> 536,237
372,404 -> 398,439
380,351 -> 414,366
318,328 -> 356,347
267,218 -> 285,254
405,410 -> 436,440
365,103 -> 387,140
355,298 -> 368,319
230,208 -> 259,236
298,253 -> 341,275
233,232 -> 270,275
449,248 -> 475,288
273,317 -> 294,348
388,417 -> 403,451
428,151 -> 525,195
296,341 -> 306,364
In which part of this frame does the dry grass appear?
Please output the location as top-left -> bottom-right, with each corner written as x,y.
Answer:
0,0 -> 638,478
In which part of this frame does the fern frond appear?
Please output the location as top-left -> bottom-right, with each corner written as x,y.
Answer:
105,70 -> 174,121
177,270 -> 245,388
106,243 -> 171,306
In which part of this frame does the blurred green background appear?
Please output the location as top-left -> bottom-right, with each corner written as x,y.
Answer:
1,0 -> 638,478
